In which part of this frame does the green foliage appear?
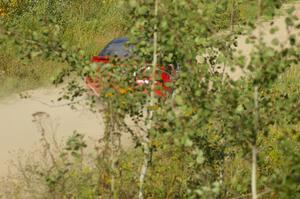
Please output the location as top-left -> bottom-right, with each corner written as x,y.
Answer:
0,0 -> 126,97
1,0 -> 300,198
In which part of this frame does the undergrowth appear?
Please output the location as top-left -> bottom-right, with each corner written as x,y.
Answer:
0,1 -> 299,199
0,0 -> 126,97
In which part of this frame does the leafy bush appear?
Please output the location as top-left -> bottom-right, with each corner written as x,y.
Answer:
1,0 -> 300,199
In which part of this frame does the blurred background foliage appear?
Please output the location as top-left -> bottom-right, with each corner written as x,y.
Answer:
0,0 -> 299,198
0,0 -> 127,97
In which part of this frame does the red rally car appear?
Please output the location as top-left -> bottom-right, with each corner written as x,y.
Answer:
85,37 -> 176,97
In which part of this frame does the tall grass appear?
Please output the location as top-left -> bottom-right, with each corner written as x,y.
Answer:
0,54 -> 67,98
0,0 -> 126,98
61,0 -> 127,55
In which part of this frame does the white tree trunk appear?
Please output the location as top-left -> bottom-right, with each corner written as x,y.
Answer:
138,0 -> 159,198
138,137 -> 151,199
251,144 -> 257,199
252,86 -> 259,199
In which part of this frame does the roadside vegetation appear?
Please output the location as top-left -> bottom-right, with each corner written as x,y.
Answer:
0,0 -> 126,97
0,0 -> 300,199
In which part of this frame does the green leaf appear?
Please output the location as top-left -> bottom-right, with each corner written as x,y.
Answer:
175,95 -> 184,105
196,149 -> 204,164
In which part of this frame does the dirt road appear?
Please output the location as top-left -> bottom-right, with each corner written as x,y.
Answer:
0,87 -> 105,176
226,2 -> 300,79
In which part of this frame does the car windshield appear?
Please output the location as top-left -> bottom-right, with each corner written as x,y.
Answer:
98,37 -> 132,58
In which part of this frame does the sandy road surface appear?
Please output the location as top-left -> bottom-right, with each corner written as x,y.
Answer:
225,2 -> 300,79
0,2 -> 299,176
0,87 -> 105,176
